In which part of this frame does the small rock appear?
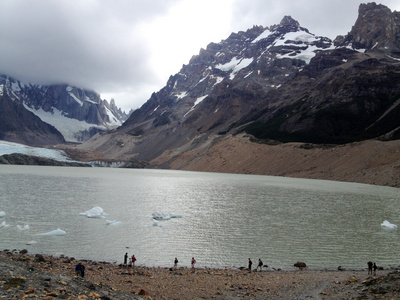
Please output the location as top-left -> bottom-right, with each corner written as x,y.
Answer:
138,289 -> 149,296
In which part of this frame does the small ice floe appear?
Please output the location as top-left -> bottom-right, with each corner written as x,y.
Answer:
80,206 -> 109,218
152,211 -> 182,220
17,225 -> 30,231
106,220 -> 121,226
39,228 -> 66,236
170,213 -> 182,218
26,240 -> 37,245
152,219 -> 163,227
0,211 -> 5,217
381,220 -> 398,229
0,221 -> 9,228
152,211 -> 171,220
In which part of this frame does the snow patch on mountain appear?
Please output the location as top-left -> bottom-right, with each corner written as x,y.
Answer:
23,105 -> 105,143
251,29 -> 272,43
215,57 -> 254,80
184,95 -> 208,117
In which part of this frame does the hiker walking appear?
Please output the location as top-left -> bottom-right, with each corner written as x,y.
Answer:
257,259 -> 263,271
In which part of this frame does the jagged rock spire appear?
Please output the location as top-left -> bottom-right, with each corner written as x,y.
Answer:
279,15 -> 300,27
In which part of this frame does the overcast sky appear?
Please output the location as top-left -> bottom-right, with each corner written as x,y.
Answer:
1,0 -> 400,112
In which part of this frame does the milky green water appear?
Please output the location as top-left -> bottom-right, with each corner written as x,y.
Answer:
0,165 -> 399,270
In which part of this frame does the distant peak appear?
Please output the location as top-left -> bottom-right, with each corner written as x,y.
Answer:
279,15 -> 300,27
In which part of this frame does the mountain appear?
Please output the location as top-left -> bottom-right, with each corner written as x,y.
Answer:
0,75 -> 130,144
78,4 -> 397,147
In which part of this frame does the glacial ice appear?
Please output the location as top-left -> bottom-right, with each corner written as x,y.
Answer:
106,220 -> 121,226
17,225 -> 30,230
39,228 -> 66,236
152,211 -> 182,220
0,221 -> 9,228
152,219 -> 163,227
152,211 -> 171,220
80,206 -> 109,218
0,211 -> 5,217
381,220 -> 398,229
26,240 -> 37,245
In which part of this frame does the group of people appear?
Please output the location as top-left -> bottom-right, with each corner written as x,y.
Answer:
248,258 -> 264,272
123,254 -> 196,272
121,254 -> 379,276
367,261 -> 378,275
124,252 -> 137,268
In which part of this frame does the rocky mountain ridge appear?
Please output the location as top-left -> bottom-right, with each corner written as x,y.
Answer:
0,75 -> 130,144
78,2 -> 400,170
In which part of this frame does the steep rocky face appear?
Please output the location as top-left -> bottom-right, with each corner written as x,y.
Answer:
0,92 -> 65,146
80,3 -> 400,166
0,75 -> 129,143
334,2 -> 400,54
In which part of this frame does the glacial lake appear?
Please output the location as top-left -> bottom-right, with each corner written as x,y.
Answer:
0,165 -> 399,270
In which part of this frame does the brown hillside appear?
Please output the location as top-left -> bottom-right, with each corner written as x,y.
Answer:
150,134 -> 400,188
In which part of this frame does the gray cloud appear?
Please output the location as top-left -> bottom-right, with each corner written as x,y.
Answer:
1,0 -> 399,112
0,0 -> 179,111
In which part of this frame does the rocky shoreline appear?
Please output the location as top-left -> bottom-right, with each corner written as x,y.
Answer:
1,250 -> 400,299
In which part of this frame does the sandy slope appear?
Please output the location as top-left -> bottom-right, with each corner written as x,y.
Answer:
154,134 -> 400,188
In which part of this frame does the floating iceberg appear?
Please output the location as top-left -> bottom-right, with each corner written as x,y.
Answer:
170,213 -> 182,219
152,211 -> 182,220
39,228 -> 66,236
0,221 -> 9,228
0,211 -> 5,217
381,220 -> 398,229
106,220 -> 121,226
26,240 -> 37,245
80,206 -> 109,218
152,211 -> 171,220
152,219 -> 163,227
17,225 -> 30,230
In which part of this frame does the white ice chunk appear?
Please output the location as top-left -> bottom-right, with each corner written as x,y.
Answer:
170,213 -> 182,218
26,240 -> 37,245
152,219 -> 163,227
80,206 -> 108,218
0,211 -> 5,217
106,220 -> 121,226
152,211 -> 171,220
0,221 -> 9,228
381,220 -> 398,229
17,225 -> 30,230
39,228 -> 66,236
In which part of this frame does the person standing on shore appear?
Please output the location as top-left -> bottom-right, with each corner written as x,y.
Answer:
373,262 -> 378,276
248,258 -> 252,272
131,255 -> 136,269
257,259 -> 263,271
174,257 -> 178,269
75,263 -> 82,277
367,261 -> 373,275
124,253 -> 128,266
191,257 -> 196,272
80,263 -> 85,278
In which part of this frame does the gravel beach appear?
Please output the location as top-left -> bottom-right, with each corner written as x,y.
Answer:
1,250 -> 400,299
